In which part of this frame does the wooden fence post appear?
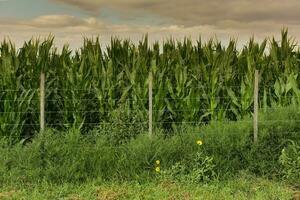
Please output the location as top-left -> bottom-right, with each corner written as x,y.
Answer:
148,72 -> 153,136
253,70 -> 259,143
40,72 -> 45,131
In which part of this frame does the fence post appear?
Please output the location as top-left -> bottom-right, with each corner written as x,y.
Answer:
253,70 -> 259,143
40,72 -> 45,131
148,72 -> 153,136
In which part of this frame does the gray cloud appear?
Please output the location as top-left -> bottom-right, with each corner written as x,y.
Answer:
45,0 -> 300,45
1,13 -> 300,50
0,15 -> 106,30
24,15 -> 87,28
49,0 -> 300,27
50,0 -> 102,13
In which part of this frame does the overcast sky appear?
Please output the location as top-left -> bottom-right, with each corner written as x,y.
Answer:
0,0 -> 299,49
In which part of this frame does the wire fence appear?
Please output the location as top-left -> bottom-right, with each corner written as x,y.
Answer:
1,70 -> 300,143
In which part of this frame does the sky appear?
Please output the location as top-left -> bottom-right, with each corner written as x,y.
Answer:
0,0 -> 300,49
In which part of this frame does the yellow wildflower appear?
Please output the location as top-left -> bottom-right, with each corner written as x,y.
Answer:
196,140 -> 203,145
155,167 -> 160,172
156,160 -> 160,165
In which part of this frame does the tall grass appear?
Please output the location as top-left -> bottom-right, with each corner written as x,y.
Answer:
0,30 -> 300,139
1,105 -> 299,184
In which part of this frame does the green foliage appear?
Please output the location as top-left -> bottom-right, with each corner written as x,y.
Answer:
0,176 -> 293,200
96,105 -> 147,145
0,105 -> 300,185
243,106 -> 300,177
280,141 -> 300,184
1,30 -> 300,140
197,120 -> 252,178
0,129 -> 115,183
161,151 -> 216,183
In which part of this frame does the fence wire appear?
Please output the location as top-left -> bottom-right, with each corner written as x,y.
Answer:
1,85 -> 300,142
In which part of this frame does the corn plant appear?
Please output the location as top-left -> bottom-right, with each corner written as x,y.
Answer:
0,30 -> 299,140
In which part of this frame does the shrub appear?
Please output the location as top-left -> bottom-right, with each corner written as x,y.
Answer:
198,120 -> 252,178
279,141 -> 300,184
0,105 -> 300,185
96,106 -> 147,145
246,105 -> 300,177
161,151 -> 216,183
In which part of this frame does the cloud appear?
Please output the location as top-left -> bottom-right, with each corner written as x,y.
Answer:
23,15 -> 87,28
49,0 -> 103,14
49,0 -> 300,26
49,0 -> 158,14
1,14 -> 300,50
44,0 -> 300,42
0,14 -> 106,30
0,0 -> 299,51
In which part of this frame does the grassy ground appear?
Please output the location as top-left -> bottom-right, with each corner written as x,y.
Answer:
0,175 -> 297,200
1,106 -> 300,199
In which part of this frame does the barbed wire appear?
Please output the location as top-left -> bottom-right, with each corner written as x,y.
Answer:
1,130 -> 299,139
0,83 -> 288,92
1,107 -> 300,114
1,95 -> 300,102
1,119 -> 299,127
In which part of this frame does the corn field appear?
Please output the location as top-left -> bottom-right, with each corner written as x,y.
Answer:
0,30 -> 300,140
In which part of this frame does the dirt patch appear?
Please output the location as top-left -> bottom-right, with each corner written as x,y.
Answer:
67,194 -> 83,200
293,191 -> 300,200
160,180 -> 177,190
168,192 -> 191,200
96,187 -> 128,200
159,181 -> 192,200
0,190 -> 17,199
